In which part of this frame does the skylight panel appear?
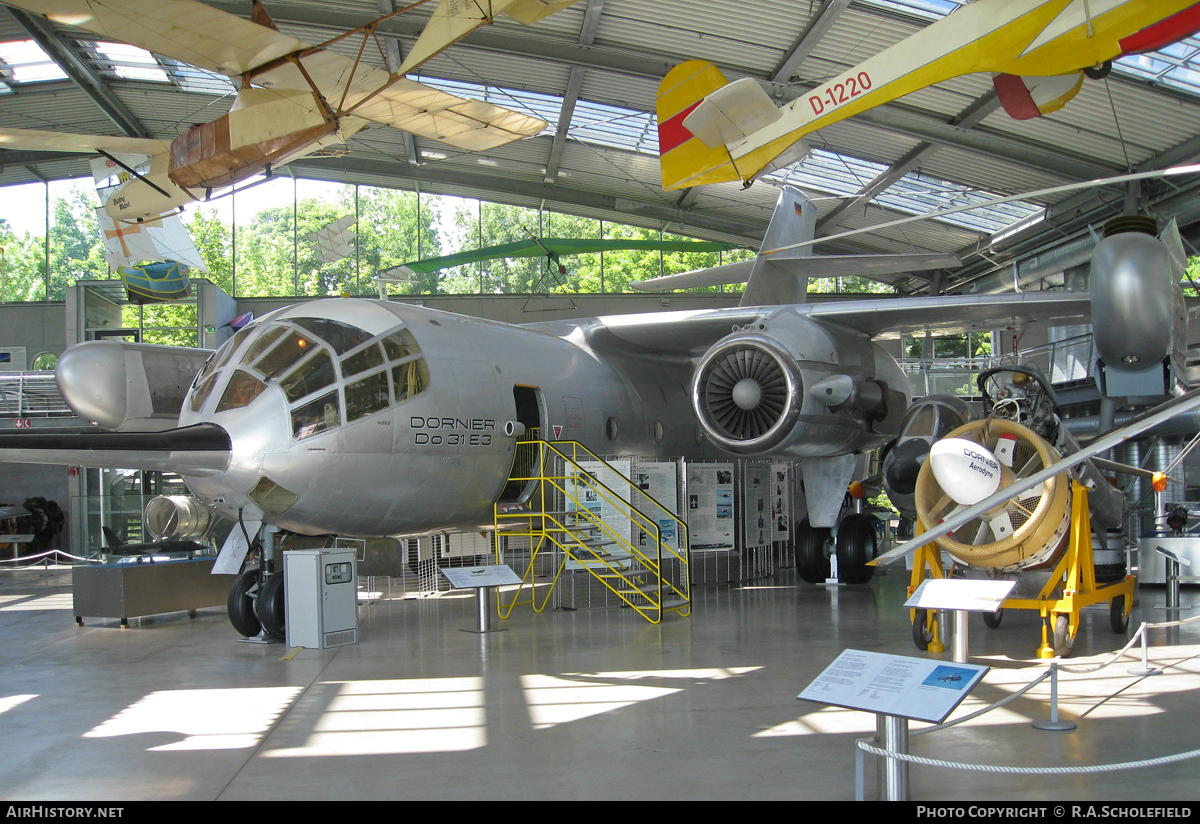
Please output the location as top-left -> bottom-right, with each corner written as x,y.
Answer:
94,41 -> 168,83
0,40 -> 67,84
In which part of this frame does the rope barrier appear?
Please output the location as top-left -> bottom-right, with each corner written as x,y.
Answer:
856,738 -> 1200,774
0,549 -> 100,567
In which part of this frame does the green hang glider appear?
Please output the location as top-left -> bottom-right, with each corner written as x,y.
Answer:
375,235 -> 741,295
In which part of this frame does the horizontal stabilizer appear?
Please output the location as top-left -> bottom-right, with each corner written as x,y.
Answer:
682,77 -> 781,149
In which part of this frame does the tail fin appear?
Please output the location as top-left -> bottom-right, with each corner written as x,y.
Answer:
656,61 -> 739,190
739,187 -> 815,307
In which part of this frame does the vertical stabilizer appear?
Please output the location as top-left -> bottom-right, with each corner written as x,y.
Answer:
657,61 -> 740,190
739,187 -> 815,307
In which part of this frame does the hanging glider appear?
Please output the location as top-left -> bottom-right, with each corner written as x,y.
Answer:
0,0 -> 580,219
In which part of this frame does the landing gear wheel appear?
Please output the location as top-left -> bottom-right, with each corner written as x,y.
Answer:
912,608 -> 933,651
796,519 -> 831,584
983,609 -> 1003,629
1110,595 -> 1129,634
1085,60 -> 1112,79
257,573 -> 286,642
1052,614 -> 1072,657
228,569 -> 262,638
835,513 -> 877,584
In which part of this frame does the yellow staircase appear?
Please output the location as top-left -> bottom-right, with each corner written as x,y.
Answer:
494,439 -> 690,623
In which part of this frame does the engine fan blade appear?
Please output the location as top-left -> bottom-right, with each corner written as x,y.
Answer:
873,387 -> 1200,566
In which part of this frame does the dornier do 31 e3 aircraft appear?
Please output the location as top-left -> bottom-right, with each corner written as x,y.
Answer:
0,0 -> 578,221
658,0 -> 1200,190
0,186 -> 1129,633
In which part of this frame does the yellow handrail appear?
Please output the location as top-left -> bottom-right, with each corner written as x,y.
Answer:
495,439 -> 691,622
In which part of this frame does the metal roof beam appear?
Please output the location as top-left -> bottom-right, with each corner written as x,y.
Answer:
6,8 -> 148,138
817,92 -> 1003,231
377,0 -> 418,165
545,0 -> 605,184
771,0 -> 851,84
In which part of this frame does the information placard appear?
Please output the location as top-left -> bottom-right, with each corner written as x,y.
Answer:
440,565 -> 523,589
798,649 -> 988,723
904,578 -> 1016,613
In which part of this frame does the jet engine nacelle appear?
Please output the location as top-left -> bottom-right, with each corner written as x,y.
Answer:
690,311 -> 909,457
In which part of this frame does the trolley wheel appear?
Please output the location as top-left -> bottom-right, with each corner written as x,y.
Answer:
227,568 -> 262,638
912,608 -> 933,651
257,573 -> 286,642
1110,594 -> 1129,634
1084,60 -> 1112,79
796,518 -> 831,584
983,609 -> 1003,629
1052,614 -> 1072,657
835,513 -> 877,584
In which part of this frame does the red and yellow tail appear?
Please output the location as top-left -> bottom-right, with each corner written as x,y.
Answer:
656,61 -> 739,190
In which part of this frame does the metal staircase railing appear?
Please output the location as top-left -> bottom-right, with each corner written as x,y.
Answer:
494,440 -> 690,623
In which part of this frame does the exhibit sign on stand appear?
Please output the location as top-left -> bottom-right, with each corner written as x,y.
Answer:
799,648 -> 989,801
441,564 -> 523,633
686,462 -> 735,550
905,578 -> 1016,663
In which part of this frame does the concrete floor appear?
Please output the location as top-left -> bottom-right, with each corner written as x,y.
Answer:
1,562 -> 1199,802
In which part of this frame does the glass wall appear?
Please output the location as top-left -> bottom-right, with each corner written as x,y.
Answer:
0,175 -> 765,300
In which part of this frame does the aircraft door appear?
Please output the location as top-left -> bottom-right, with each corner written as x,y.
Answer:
498,385 -> 544,503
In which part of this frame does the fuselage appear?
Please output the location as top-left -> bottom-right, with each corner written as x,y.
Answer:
171,298 -> 909,538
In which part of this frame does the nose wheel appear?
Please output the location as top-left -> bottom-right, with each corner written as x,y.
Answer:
227,568 -> 262,638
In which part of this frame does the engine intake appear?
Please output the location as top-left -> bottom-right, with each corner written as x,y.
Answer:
692,337 -> 800,453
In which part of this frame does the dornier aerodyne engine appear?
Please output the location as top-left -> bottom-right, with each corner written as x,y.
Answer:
690,309 -> 910,457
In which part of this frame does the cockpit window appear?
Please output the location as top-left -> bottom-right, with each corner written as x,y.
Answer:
215,370 -> 266,413
382,328 -> 420,360
392,358 -> 429,401
240,324 -> 287,367
345,371 -> 389,422
341,343 -> 384,378
292,390 -> 340,440
190,373 -> 220,413
281,351 -> 336,403
292,318 -> 372,355
256,331 -> 316,379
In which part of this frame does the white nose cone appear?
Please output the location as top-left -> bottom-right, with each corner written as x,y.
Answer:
732,378 -> 762,410
929,438 -> 1002,505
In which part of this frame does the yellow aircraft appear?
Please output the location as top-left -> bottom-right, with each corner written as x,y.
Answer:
658,0 -> 1200,190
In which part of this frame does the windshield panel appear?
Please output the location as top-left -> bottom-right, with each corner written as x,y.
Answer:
281,350 -> 336,402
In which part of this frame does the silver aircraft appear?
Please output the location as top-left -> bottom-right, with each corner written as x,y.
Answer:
0,187 -> 1119,627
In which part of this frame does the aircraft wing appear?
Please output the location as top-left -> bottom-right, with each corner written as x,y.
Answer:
630,253 -> 960,291
256,52 -> 548,150
399,238 -> 736,274
0,126 -> 169,156
4,0 -> 308,76
553,291 -> 1093,356
398,0 -> 582,75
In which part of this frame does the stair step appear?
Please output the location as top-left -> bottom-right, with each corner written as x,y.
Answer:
662,599 -> 689,610
575,538 -> 616,548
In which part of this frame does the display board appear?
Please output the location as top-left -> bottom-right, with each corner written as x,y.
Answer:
634,460 -> 681,552
742,463 -> 771,550
569,459 -> 633,546
770,462 -> 792,542
686,462 -> 735,550
798,649 -> 988,723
